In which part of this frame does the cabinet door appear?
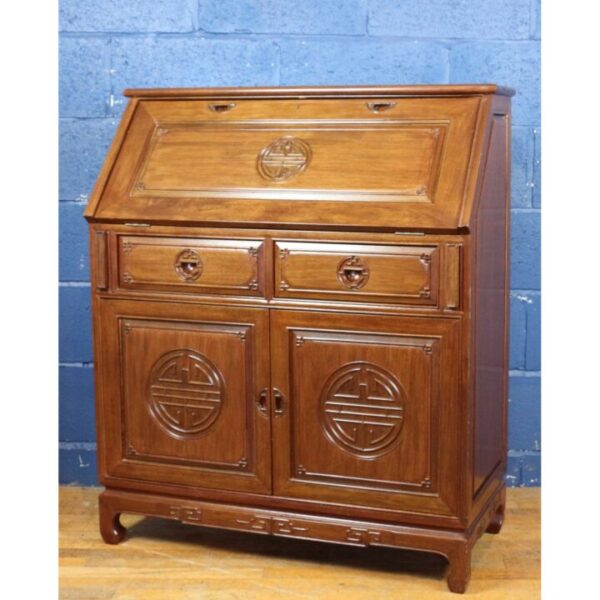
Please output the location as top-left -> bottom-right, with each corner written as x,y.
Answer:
96,299 -> 271,494
271,310 -> 463,516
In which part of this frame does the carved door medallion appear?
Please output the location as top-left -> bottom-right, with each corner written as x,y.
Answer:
100,302 -> 272,493
321,362 -> 405,457
257,137 -> 312,182
149,349 -> 224,438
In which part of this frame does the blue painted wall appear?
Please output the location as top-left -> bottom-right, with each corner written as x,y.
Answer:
59,0 -> 541,486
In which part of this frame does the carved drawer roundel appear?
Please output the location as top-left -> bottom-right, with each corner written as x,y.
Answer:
148,350 -> 224,438
174,249 -> 203,282
257,136 -> 312,182
320,362 -> 405,457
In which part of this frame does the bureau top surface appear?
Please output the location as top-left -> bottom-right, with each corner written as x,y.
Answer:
86,84 -> 512,231
123,83 -> 515,99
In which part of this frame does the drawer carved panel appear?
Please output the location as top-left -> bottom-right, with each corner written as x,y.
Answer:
118,235 -> 264,296
274,241 -> 440,306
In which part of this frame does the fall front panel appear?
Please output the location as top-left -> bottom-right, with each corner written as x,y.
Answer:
94,96 -> 483,229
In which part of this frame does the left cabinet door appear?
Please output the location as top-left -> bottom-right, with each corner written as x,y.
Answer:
95,298 -> 271,494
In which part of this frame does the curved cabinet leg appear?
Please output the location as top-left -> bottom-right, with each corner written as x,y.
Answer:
485,487 -> 506,533
446,544 -> 472,594
99,493 -> 126,544
486,502 -> 505,534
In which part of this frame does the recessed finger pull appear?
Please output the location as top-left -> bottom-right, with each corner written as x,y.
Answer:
366,101 -> 396,113
337,256 -> 370,289
273,388 -> 286,416
175,249 -> 203,282
256,388 -> 269,417
208,103 -> 236,113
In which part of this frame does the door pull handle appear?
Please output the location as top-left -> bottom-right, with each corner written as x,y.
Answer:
273,388 -> 286,416
256,388 -> 269,417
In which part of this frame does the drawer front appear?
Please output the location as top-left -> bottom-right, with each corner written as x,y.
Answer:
274,241 -> 439,306
117,236 -> 264,296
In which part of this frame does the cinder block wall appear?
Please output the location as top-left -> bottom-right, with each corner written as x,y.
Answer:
59,0 -> 541,486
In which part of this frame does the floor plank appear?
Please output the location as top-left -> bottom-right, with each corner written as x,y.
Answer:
59,486 -> 540,599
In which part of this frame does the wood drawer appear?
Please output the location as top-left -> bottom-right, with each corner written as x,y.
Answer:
117,235 -> 264,296
274,241 -> 441,306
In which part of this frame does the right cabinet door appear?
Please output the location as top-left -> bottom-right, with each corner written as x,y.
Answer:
271,310 -> 463,517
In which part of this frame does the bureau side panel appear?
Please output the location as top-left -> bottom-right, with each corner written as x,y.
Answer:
472,101 -> 510,497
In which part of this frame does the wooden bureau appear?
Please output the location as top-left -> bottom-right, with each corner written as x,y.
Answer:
85,84 -> 513,593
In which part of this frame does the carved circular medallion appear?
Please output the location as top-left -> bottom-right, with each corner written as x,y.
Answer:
175,249 -> 203,282
257,137 -> 312,182
149,350 -> 224,438
320,362 -> 405,457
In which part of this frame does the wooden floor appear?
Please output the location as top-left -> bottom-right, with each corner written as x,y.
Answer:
59,486 -> 540,599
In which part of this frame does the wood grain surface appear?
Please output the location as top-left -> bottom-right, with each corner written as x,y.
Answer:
87,92 -> 494,231
85,85 -> 512,593
59,486 -> 539,600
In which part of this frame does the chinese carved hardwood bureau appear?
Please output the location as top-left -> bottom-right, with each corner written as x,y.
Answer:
85,84 -> 513,593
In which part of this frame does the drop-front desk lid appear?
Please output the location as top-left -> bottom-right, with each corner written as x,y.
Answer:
85,84 -> 514,231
